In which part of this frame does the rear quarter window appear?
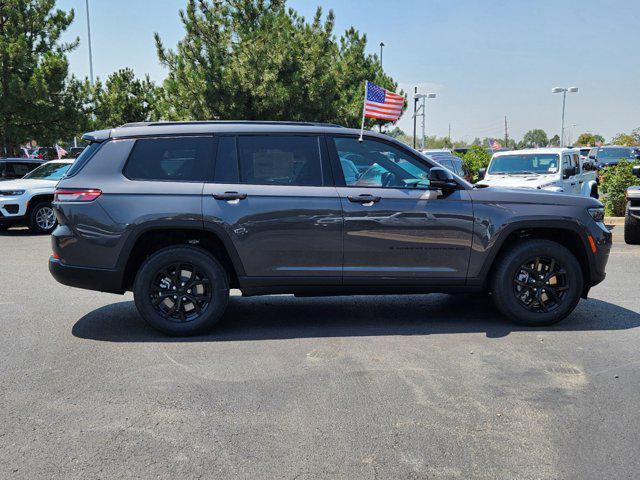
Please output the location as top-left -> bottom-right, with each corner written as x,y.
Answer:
123,137 -> 213,182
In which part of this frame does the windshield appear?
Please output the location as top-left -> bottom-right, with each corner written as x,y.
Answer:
23,162 -> 70,180
597,148 -> 633,160
488,154 -> 559,175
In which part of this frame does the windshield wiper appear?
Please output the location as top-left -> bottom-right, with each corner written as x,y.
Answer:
511,171 -> 538,175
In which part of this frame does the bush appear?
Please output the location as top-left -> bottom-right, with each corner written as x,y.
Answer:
461,146 -> 492,182
599,161 -> 639,216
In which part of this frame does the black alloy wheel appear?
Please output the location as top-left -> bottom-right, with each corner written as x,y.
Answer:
512,256 -> 568,313
150,262 -> 212,323
133,246 -> 229,336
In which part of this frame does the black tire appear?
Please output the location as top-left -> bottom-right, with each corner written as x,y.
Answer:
28,201 -> 57,234
491,239 -> 583,326
624,202 -> 640,245
133,246 -> 229,336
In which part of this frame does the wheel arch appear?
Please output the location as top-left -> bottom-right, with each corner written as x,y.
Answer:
119,224 -> 245,291
478,220 -> 593,295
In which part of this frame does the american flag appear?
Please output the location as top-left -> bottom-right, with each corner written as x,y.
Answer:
363,81 -> 404,121
489,138 -> 502,151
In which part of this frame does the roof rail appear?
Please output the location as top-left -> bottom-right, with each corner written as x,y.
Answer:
119,120 -> 344,128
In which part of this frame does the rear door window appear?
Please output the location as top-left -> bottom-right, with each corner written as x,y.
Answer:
237,135 -> 323,186
124,137 -> 213,182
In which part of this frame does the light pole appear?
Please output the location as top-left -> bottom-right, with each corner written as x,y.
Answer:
413,92 -> 437,150
379,42 -> 385,68
552,86 -> 578,147
86,0 -> 94,85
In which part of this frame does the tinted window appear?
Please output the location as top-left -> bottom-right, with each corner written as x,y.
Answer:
214,136 -> 239,184
124,137 -> 212,182
64,142 -> 101,177
237,136 -> 323,186
333,137 -> 431,188
8,162 -> 34,177
597,147 -> 634,159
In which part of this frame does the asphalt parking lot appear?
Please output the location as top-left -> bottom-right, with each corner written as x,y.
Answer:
0,227 -> 638,479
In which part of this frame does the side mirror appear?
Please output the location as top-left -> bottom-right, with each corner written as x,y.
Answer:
563,166 -> 576,179
633,165 -> 640,179
428,167 -> 458,190
478,167 -> 486,180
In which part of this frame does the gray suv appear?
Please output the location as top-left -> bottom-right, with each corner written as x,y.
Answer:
49,121 -> 612,336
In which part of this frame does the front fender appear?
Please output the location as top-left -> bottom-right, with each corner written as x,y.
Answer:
580,179 -> 597,197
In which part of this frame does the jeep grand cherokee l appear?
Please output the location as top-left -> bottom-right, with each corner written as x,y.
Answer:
49,121 -> 611,336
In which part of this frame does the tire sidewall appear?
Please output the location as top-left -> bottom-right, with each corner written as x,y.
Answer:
133,247 -> 229,336
493,240 -> 583,326
29,202 -> 57,234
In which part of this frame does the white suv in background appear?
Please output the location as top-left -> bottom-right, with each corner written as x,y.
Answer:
477,148 -> 599,198
0,159 -> 74,233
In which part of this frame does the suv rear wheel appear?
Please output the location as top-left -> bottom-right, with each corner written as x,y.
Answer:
491,239 -> 583,326
28,201 -> 57,234
133,246 -> 229,336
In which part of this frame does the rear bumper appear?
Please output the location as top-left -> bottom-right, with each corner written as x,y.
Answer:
49,257 -> 125,294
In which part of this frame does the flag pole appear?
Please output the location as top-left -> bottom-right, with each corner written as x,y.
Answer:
358,81 -> 368,142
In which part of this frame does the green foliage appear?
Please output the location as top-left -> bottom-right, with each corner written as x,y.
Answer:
575,133 -> 604,146
92,68 -> 160,129
610,133 -> 638,146
154,0 -> 402,127
462,146 -> 491,182
0,0 -> 88,153
549,134 -> 560,147
600,161 -> 639,216
519,129 -> 548,149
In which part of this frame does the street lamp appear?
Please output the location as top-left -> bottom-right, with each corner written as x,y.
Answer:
413,92 -> 437,149
552,86 -> 578,147
85,0 -> 94,85
379,42 -> 385,68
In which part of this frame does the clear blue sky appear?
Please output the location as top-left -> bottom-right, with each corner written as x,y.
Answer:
58,0 -> 640,142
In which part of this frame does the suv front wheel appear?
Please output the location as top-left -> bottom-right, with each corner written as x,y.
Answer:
491,239 -> 583,326
133,246 -> 229,336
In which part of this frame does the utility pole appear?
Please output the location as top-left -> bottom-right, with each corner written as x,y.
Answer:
379,42 -> 385,68
85,0 -> 94,85
504,116 -> 509,147
448,123 -> 451,142
413,86 -> 418,148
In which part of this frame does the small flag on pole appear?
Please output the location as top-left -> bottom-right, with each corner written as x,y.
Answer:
359,81 -> 405,141
488,138 -> 502,152
55,144 -> 68,159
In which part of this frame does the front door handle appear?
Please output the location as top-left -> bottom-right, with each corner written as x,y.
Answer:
213,191 -> 247,201
347,194 -> 381,204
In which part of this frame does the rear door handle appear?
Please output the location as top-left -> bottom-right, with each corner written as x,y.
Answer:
347,194 -> 381,204
213,191 -> 247,201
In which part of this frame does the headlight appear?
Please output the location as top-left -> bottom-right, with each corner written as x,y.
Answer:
0,190 -> 25,196
588,207 -> 605,223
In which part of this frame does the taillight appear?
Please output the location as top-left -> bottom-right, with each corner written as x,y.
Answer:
54,188 -> 102,202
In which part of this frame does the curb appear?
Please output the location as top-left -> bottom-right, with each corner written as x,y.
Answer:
604,217 -> 625,226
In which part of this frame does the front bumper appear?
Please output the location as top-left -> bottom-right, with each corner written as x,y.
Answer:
586,222 -> 612,289
49,257 -> 125,294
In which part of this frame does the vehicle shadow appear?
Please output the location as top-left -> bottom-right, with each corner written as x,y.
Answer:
71,293 -> 640,343
0,227 -> 35,236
